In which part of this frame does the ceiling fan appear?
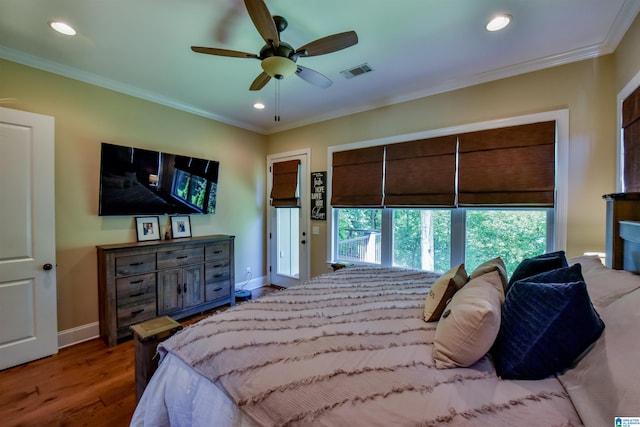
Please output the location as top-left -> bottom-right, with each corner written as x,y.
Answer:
191,0 -> 358,91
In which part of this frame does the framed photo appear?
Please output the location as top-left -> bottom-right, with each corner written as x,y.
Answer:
135,216 -> 161,242
170,215 -> 192,239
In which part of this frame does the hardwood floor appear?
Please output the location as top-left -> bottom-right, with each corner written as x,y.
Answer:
0,286 -> 281,427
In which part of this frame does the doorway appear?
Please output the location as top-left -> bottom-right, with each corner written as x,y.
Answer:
267,150 -> 310,287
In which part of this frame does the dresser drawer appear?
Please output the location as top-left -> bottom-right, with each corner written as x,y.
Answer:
115,253 -> 156,277
116,272 -> 156,304
205,241 -> 230,261
206,280 -> 231,301
117,297 -> 156,331
157,248 -> 204,269
206,260 -> 230,282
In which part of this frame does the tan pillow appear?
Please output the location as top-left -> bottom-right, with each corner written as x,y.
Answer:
432,270 -> 504,369
423,264 -> 468,322
469,257 -> 508,294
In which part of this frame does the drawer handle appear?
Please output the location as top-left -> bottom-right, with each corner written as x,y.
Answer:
214,274 -> 223,278
184,283 -> 187,293
213,287 -> 223,292
130,262 -> 143,266
130,279 -> 144,284
177,285 -> 181,295
177,255 -> 188,259
213,250 -> 222,254
130,292 -> 144,297
131,309 -> 144,316
213,264 -> 223,268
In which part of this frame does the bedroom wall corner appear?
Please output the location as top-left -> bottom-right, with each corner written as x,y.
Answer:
0,58 -> 268,340
266,57 -> 619,279
614,11 -> 640,93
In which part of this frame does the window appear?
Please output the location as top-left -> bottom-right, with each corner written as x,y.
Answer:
335,208 -> 382,264
329,113 -> 569,275
464,209 -> 551,275
392,209 -> 451,272
172,169 -> 218,214
334,207 -> 551,275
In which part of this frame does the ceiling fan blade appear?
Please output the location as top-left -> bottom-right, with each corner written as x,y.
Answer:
214,0 -> 244,43
295,65 -> 332,88
244,0 -> 279,46
295,31 -> 358,57
191,46 -> 258,59
250,71 -> 271,91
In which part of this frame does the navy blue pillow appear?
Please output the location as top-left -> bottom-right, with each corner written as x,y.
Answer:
491,264 -> 605,380
507,250 -> 568,289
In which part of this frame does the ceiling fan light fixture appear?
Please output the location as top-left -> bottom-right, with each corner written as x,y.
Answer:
48,21 -> 77,36
486,14 -> 512,32
261,56 -> 297,79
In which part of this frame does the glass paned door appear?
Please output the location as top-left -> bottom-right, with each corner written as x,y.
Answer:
276,208 -> 300,278
268,151 -> 309,288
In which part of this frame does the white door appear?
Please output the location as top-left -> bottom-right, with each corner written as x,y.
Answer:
267,151 -> 310,288
0,107 -> 57,370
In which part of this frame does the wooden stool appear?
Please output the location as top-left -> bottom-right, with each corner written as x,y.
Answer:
130,316 -> 182,401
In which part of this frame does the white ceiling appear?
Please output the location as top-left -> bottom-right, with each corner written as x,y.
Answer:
1,0 -> 639,134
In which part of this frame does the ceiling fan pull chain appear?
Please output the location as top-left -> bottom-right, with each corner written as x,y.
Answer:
275,80 -> 281,122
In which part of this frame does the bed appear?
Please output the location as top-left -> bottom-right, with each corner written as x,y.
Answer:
131,254 -> 640,427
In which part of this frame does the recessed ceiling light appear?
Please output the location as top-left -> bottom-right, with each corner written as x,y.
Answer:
253,102 -> 265,110
49,21 -> 77,36
486,14 -> 512,32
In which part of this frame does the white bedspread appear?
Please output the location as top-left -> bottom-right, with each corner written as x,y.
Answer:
131,352 -> 258,427
132,266 -> 583,427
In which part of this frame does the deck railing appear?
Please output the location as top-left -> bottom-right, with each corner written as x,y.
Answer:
337,232 -> 381,263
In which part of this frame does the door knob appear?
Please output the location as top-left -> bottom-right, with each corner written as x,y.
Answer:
301,240 -> 306,244
43,263 -> 53,271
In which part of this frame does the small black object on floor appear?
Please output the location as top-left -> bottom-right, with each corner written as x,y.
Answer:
235,289 -> 252,301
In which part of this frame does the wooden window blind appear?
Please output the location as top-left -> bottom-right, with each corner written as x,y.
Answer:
174,156 -> 219,180
623,85 -> 640,192
270,159 -> 300,207
331,146 -> 384,207
384,135 -> 457,207
457,121 -> 556,206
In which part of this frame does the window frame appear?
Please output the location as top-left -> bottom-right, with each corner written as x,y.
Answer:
332,207 -> 554,273
171,169 -> 217,213
327,110 -> 569,266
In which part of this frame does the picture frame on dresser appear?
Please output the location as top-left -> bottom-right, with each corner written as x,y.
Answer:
135,216 -> 161,242
170,215 -> 192,239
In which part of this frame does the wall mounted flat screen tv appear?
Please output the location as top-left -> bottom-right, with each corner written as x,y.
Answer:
99,142 -> 219,216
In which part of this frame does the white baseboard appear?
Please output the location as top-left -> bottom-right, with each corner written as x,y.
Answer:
235,275 -> 266,291
57,277 -> 268,349
58,321 -> 99,349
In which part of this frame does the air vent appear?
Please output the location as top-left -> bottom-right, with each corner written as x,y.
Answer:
340,63 -> 374,79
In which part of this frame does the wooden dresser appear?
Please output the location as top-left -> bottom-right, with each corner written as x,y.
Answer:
97,234 -> 235,346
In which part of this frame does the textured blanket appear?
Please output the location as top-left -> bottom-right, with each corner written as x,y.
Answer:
159,266 -> 582,427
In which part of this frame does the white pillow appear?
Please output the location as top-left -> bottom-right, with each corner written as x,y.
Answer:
432,270 -> 504,368
469,257 -> 508,294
